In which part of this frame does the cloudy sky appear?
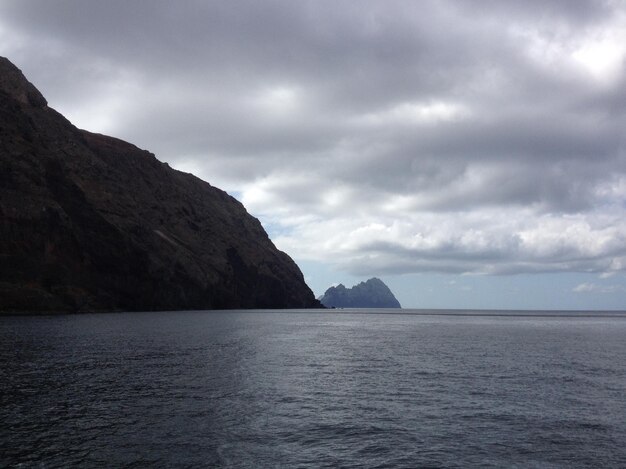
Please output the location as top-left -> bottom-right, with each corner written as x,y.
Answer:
2,0 -> 626,309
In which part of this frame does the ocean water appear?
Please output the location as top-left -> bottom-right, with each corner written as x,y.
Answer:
1,309 -> 625,468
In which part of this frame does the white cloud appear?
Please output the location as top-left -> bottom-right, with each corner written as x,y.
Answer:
573,283 -> 626,294
269,202 -> 626,276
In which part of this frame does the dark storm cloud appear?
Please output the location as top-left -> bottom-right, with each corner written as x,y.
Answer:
2,0 -> 625,276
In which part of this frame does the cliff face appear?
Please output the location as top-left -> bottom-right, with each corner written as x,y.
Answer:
319,278 -> 401,308
0,57 -> 319,312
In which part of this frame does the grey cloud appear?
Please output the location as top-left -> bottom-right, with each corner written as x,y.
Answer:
2,0 -> 625,277
450,0 -> 616,28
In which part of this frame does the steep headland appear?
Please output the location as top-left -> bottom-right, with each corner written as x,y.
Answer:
0,56 -> 319,312
319,278 -> 401,308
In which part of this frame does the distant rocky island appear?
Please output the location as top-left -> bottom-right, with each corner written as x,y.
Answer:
319,278 -> 401,308
0,56 -> 320,313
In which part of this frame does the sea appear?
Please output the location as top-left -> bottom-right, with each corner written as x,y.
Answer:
1,309 -> 625,468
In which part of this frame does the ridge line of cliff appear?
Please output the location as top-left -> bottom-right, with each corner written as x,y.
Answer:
0,56 -> 321,312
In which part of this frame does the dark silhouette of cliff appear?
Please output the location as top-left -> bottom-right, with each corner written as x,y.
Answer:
0,56 -> 320,312
319,278 -> 401,308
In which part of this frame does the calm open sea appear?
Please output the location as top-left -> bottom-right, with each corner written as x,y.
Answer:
1,309 -> 625,468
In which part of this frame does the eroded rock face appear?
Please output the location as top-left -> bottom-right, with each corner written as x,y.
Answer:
319,278 -> 401,308
0,57 -> 319,312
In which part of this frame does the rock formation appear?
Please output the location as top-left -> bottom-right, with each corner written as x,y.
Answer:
0,56 -> 320,312
319,278 -> 401,308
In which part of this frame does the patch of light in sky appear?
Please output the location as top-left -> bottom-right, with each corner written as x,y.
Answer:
508,19 -> 626,84
572,11 -> 626,83
252,85 -> 300,117
357,100 -> 468,126
573,37 -> 625,82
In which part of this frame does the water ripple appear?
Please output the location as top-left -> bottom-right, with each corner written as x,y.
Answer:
1,311 -> 625,467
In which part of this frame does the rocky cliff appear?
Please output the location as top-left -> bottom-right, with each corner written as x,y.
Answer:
0,57 -> 320,312
319,278 -> 401,308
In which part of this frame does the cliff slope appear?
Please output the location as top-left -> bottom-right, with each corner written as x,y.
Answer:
320,278 -> 401,308
0,57 -> 319,312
